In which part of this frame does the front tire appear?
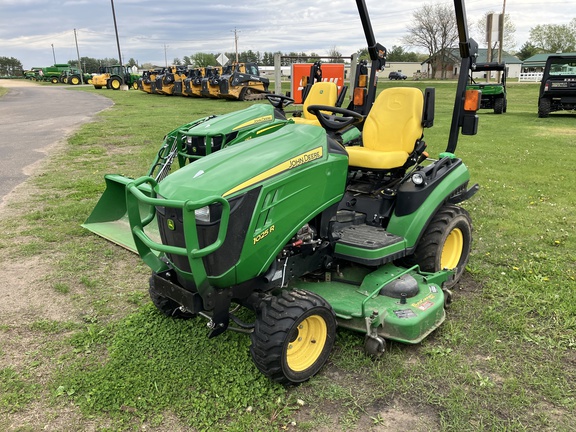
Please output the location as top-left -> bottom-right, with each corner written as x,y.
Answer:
409,205 -> 472,289
250,290 -> 336,385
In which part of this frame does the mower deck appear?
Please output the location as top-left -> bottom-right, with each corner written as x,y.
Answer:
297,263 -> 448,344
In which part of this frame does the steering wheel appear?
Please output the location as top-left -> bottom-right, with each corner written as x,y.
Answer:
306,105 -> 365,131
265,93 -> 295,110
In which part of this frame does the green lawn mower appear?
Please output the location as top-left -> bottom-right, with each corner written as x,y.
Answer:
86,0 -> 481,385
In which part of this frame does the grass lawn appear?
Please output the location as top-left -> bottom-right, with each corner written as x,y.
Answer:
0,80 -> 574,431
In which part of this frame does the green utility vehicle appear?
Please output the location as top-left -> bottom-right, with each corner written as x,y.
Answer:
467,62 -> 507,114
538,55 -> 576,117
85,0 -> 481,385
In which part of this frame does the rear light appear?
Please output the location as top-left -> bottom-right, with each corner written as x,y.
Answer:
358,74 -> 368,87
353,87 -> 367,106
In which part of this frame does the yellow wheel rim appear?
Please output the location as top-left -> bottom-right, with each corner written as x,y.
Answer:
286,315 -> 327,372
112,80 -> 120,89
441,228 -> 464,269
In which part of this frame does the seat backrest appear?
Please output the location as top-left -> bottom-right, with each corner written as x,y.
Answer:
303,82 -> 338,120
362,87 -> 424,154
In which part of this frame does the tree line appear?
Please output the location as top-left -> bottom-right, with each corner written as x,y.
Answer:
0,56 -> 24,76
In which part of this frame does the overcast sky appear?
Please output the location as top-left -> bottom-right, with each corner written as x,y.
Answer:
1,0 -> 574,70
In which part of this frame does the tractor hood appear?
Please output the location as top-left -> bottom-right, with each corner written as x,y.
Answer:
157,123 -> 334,201
184,103 -> 281,137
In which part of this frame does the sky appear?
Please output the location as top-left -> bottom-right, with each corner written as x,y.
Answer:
1,0 -> 574,70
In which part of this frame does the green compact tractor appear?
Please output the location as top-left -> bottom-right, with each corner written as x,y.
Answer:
86,0 -> 480,385
467,62 -> 507,114
92,65 -> 140,90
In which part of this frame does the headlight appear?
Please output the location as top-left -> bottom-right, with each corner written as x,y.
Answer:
412,172 -> 425,186
194,206 -> 210,222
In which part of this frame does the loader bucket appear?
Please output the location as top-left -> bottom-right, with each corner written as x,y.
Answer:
82,174 -> 160,253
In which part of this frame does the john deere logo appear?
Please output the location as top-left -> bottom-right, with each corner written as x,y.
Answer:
167,219 -> 175,231
319,90 -> 324,94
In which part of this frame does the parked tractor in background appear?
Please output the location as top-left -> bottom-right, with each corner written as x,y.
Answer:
467,62 -> 507,114
139,69 -> 164,94
39,64 -> 74,84
92,65 -> 140,90
218,62 -> 270,101
61,68 -> 92,85
154,66 -> 188,96
538,55 -> 576,117
201,66 -> 223,98
184,68 -> 204,97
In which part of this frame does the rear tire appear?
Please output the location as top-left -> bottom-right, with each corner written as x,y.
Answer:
110,77 -> 122,90
250,290 -> 336,385
494,97 -> 504,114
538,98 -> 551,118
408,205 -> 472,289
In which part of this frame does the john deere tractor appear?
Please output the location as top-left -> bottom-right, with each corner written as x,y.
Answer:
85,0 -> 481,385
92,65 -> 139,90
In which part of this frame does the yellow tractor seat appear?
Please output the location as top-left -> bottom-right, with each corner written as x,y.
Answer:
293,81 -> 339,127
347,87 -> 425,170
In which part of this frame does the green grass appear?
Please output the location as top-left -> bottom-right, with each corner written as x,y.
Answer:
0,81 -> 575,431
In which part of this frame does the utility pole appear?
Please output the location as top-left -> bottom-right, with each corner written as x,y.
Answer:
110,0 -> 123,66
231,28 -> 239,62
74,29 -> 84,84
497,0 -> 507,82
164,44 -> 169,67
51,44 -> 56,64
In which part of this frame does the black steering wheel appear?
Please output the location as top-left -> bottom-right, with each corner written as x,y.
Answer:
306,105 -> 364,131
265,93 -> 295,110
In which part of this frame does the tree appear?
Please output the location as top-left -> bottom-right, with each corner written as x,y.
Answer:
516,41 -> 540,61
190,53 -> 218,67
327,46 -> 343,63
386,45 -> 423,62
356,48 -> 369,61
0,56 -> 23,76
403,2 -> 458,79
529,19 -> 576,53
66,57 -> 118,73
475,11 -> 516,53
